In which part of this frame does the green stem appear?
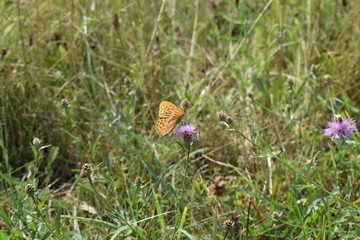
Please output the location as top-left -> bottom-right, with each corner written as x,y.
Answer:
32,147 -> 41,181
180,143 -> 191,207
65,107 -> 73,124
172,142 -> 191,239
31,196 -> 61,240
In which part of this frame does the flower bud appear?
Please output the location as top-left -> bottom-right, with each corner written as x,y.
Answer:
81,163 -> 93,177
61,98 -> 69,108
25,184 -> 35,196
218,111 -> 227,122
32,138 -> 41,145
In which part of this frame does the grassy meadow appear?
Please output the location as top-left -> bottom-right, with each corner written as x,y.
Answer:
1,0 -> 360,239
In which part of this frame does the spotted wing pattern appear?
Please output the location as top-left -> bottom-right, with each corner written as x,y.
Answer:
158,101 -> 176,118
155,101 -> 184,136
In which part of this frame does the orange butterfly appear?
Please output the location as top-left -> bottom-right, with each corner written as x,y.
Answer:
155,101 -> 184,136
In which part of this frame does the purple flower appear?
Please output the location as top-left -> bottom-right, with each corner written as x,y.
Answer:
323,118 -> 357,141
209,0 -> 215,4
175,124 -> 198,141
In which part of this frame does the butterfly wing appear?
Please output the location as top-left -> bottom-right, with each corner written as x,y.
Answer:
158,101 -> 177,118
155,102 -> 184,136
155,118 -> 168,136
155,118 -> 176,136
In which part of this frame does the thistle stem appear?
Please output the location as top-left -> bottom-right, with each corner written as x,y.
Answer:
172,142 -> 191,239
31,196 -> 61,240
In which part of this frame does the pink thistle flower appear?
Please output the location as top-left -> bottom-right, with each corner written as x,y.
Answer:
175,124 -> 198,142
323,118 -> 357,141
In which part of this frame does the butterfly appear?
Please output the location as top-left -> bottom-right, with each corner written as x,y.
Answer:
155,101 -> 184,136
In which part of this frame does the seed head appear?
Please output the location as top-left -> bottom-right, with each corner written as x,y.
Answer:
82,163 -> 93,177
223,219 -> 234,231
323,74 -> 332,84
271,211 -> 281,220
310,64 -> 317,73
247,90 -> 254,100
52,32 -> 62,42
226,116 -> 234,125
124,77 -> 132,88
61,98 -> 69,108
285,104 -> 291,111
25,184 -> 35,196
310,64 -> 317,78
182,99 -> 190,110
212,176 -> 226,196
286,77 -> 295,88
32,137 -> 41,145
134,176 -> 142,185
218,111 -> 227,122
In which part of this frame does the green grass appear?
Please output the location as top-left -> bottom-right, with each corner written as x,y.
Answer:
1,0 -> 360,239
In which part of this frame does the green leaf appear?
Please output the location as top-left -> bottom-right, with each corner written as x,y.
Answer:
166,183 -> 178,198
47,147 -> 59,168
105,210 -> 118,220
110,226 -> 129,240
177,206 -> 188,240
0,231 -> 8,240
0,207 -> 11,226
248,69 -> 265,93
142,161 -> 158,180
41,232 -> 51,240
306,151 -> 319,175
180,230 -> 198,240
152,189 -> 165,229
54,208 -> 62,236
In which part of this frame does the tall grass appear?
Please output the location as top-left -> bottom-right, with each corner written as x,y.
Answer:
1,0 -> 360,239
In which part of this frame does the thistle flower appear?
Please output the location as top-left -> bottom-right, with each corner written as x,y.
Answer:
323,117 -> 357,141
175,124 -> 197,142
